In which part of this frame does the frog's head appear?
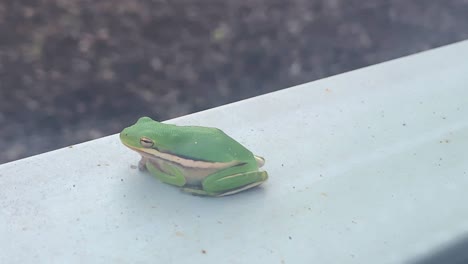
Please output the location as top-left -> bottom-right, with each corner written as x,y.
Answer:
120,116 -> 160,150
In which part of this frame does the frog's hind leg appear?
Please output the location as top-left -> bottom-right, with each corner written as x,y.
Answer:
201,165 -> 269,196
216,177 -> 267,196
181,187 -> 217,197
182,171 -> 268,197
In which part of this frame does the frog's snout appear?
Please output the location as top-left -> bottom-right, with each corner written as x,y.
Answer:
119,128 -> 130,140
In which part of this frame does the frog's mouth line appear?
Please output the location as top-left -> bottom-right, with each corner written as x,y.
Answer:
121,142 -> 239,170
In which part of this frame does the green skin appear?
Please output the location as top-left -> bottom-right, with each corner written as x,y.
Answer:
120,117 -> 268,197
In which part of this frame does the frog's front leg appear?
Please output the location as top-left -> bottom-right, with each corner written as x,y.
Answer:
146,161 -> 186,187
138,156 -> 148,171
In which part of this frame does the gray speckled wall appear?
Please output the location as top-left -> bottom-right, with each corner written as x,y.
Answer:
1,0 -> 468,163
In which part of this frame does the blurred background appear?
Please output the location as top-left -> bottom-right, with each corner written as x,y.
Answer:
1,0 -> 468,164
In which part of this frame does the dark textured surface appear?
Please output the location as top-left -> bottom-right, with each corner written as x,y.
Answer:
1,0 -> 468,164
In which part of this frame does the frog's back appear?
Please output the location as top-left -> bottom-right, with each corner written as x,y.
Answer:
160,124 -> 255,164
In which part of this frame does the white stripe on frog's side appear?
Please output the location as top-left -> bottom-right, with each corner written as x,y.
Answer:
123,144 -> 240,169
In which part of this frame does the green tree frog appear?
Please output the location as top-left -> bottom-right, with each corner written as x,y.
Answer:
120,117 -> 268,196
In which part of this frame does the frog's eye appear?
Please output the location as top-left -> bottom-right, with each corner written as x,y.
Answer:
139,137 -> 154,148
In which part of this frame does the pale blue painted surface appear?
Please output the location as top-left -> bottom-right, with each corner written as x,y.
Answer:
1,40 -> 468,264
